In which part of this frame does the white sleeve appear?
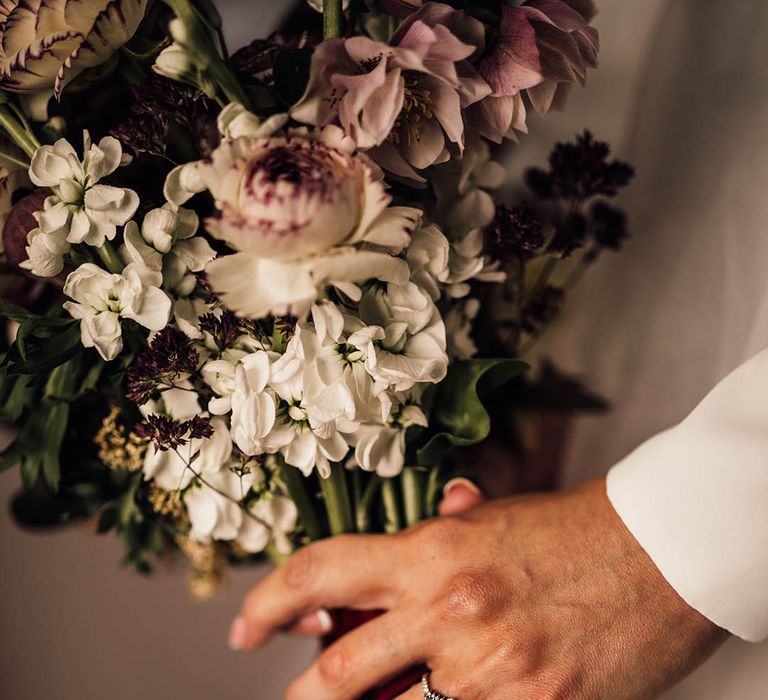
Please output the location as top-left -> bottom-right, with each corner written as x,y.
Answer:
606,348 -> 768,642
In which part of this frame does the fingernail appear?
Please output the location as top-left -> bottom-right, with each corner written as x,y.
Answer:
316,608 -> 333,634
443,477 -> 481,497
228,615 -> 247,651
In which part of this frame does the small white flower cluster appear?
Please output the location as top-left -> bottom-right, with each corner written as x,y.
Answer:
141,390 -> 298,555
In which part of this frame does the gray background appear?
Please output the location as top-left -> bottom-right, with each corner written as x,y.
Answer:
0,1 -> 665,699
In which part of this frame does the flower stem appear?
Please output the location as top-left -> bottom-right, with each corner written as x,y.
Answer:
323,0 -> 343,39
401,467 -> 423,526
424,465 -> 441,517
0,104 -> 38,159
319,462 -> 355,535
0,149 -> 30,169
355,474 -> 381,533
381,478 -> 402,533
96,241 -> 125,274
278,458 -> 325,541
163,0 -> 251,108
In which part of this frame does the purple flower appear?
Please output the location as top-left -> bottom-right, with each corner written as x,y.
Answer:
126,327 -> 200,405
478,0 -> 599,115
292,2 -> 491,184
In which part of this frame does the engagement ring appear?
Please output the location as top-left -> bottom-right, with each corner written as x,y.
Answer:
422,673 -> 456,700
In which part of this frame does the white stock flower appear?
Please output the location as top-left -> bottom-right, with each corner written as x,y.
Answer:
29,132 -> 139,247
356,282 -> 449,392
217,103 -> 289,141
229,352 -> 280,457
121,204 -> 214,286
445,298 -> 481,360
445,228 -> 506,298
185,468 -> 298,555
143,417 -> 232,491
62,262 -> 171,361
153,43 -> 195,82
19,226 -> 70,277
349,405 -> 427,477
406,224 -> 451,300
431,136 -> 506,236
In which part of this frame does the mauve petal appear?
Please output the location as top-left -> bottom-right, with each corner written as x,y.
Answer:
424,78 -> 464,146
526,79 -> 559,113
400,116 -> 445,170
479,6 -> 543,96
369,140 -> 426,185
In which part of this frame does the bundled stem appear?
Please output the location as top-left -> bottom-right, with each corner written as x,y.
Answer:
279,458 -> 325,541
320,463 -> 355,535
401,467 -> 424,526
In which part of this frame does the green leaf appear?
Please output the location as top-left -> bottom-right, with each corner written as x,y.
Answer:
0,441 -> 21,473
0,297 -> 35,322
8,322 -> 82,376
416,358 -> 528,465
0,371 -> 31,421
40,401 -> 68,491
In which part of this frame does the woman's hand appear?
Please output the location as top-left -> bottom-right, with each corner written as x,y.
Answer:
229,478 -> 727,699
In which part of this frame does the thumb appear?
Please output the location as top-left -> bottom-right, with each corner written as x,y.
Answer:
438,477 -> 485,516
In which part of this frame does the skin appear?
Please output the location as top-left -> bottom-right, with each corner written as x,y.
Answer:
229,477 -> 728,699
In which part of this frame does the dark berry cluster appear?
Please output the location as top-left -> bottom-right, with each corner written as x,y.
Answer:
135,414 -> 214,452
126,327 -> 200,405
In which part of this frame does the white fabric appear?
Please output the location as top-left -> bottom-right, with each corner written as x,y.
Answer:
537,0 -> 768,694
606,348 -> 768,642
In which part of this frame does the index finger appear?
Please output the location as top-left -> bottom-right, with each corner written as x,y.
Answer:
232,533 -> 403,650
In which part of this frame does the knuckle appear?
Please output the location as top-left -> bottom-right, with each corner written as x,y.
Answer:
283,547 -> 318,592
317,644 -> 351,688
410,516 -> 459,558
437,570 -> 502,622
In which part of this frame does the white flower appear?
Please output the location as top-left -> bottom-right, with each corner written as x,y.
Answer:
0,0 -> 150,97
356,282 -> 450,392
153,43 -> 195,82
62,262 -> 171,361
121,204 -> 214,284
229,352 -> 279,457
445,298 -> 481,360
431,136 -> 506,236
261,326 -> 355,477
406,224 -> 451,300
217,103 -> 289,141
206,247 -> 411,320
143,417 -> 232,491
19,226 -> 70,277
349,405 -> 427,477
184,468 -> 254,544
365,312 -> 449,392
445,228 -> 506,298
29,132 -> 139,247
176,122 -> 419,319
185,467 -> 297,555
245,495 -> 298,555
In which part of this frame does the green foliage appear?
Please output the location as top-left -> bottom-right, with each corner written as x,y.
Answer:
416,358 -> 528,465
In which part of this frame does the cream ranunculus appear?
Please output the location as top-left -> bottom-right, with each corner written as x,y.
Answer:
201,126 -> 406,260
0,0 -> 149,97
193,123 -> 421,319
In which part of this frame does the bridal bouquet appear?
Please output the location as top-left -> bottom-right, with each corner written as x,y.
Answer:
0,0 -> 632,597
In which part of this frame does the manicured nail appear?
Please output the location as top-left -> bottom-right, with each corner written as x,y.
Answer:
443,477 -> 481,497
316,608 -> 333,634
228,615 -> 247,651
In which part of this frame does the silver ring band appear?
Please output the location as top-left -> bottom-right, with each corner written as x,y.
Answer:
422,673 -> 456,700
